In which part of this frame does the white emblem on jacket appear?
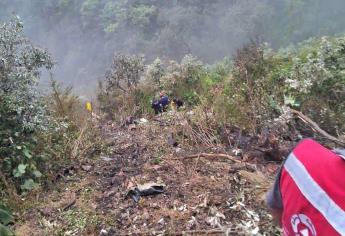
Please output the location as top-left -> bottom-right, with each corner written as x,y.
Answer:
291,214 -> 316,236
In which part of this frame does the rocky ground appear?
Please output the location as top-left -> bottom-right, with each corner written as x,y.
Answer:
14,112 -> 282,236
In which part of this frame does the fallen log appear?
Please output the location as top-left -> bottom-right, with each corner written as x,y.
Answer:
290,109 -> 345,145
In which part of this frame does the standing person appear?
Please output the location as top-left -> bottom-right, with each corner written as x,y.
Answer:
266,138 -> 345,235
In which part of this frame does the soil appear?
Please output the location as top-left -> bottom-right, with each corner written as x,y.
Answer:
13,112 -> 283,236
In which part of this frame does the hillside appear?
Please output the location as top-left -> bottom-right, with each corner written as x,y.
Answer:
2,4 -> 345,235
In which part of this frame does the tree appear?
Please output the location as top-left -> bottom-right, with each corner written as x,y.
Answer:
145,58 -> 165,86
105,54 -> 144,93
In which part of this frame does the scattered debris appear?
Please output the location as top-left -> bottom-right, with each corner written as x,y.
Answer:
138,118 -> 148,124
39,207 -> 54,217
180,152 -> 257,170
100,156 -> 113,162
55,166 -> 75,181
167,133 -> 178,147
99,229 -> 108,236
125,116 -> 136,125
206,207 -> 226,228
126,182 -> 165,202
81,165 -> 92,171
128,124 -> 136,130
232,148 -> 242,156
15,110 -> 282,235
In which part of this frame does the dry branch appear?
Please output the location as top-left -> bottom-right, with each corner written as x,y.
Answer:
176,153 -> 257,170
290,109 -> 345,145
126,228 -> 234,236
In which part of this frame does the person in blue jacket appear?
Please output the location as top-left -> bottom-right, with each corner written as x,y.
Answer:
159,91 -> 169,112
151,91 -> 170,114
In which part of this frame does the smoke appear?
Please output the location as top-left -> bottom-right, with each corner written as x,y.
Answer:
1,0 -> 345,95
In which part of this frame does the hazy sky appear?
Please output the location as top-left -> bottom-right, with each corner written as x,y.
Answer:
1,0 -> 345,95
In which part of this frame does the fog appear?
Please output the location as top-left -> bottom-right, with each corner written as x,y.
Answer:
1,0 -> 345,95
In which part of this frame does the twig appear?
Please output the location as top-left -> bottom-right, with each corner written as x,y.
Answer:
175,153 -> 257,170
70,125 -> 87,159
178,228 -> 230,235
184,153 -> 242,163
290,109 -> 345,145
63,198 -> 76,211
119,228 -> 234,236
190,153 -> 201,178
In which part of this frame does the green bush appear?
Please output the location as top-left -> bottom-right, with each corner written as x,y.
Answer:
98,54 -> 149,119
270,36 -> 345,135
98,54 -> 234,118
0,17 -> 101,195
98,36 -> 345,141
0,17 -> 53,192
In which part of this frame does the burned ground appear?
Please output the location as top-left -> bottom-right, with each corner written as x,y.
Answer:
14,112 -> 283,235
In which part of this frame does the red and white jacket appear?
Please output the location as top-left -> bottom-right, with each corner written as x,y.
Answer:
280,139 -> 345,236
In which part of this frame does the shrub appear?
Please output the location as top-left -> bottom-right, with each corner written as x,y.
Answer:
99,54 -> 148,119
223,41 -> 276,133
105,54 -> 144,93
0,17 -> 101,195
270,36 -> 345,135
99,36 -> 345,141
0,17 -> 53,192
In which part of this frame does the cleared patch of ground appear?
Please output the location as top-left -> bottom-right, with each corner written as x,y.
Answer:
14,113 -> 281,235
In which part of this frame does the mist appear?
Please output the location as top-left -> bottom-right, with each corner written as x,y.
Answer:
1,0 -> 345,95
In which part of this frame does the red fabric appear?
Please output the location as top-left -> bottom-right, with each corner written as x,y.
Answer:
280,139 -> 345,236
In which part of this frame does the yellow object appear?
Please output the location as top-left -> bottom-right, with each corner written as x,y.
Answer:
171,102 -> 177,112
85,102 -> 92,112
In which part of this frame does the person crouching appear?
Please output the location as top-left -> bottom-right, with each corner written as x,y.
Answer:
159,91 -> 169,112
151,100 -> 163,114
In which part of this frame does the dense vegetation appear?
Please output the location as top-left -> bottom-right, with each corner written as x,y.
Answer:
0,19 -> 101,235
1,0 -> 345,91
99,36 -> 345,137
1,1 -> 345,234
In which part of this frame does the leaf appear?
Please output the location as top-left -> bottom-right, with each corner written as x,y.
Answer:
20,179 -> 38,191
13,164 -> 27,177
0,224 -> 13,236
23,149 -> 32,159
33,170 -> 42,178
0,207 -> 13,225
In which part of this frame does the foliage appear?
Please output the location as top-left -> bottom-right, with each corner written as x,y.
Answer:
2,0 -> 345,97
99,34 -> 345,140
105,54 -> 144,93
43,79 -> 103,175
272,36 -> 345,135
127,4 -> 158,29
99,54 -> 149,119
145,58 -> 165,87
161,55 -> 205,105
0,204 -> 14,236
98,54 -> 230,118
5,0 -> 345,91
0,18 -> 102,195
0,17 -> 53,191
225,41 -> 275,132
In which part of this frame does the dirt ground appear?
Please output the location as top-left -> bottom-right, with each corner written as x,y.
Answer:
14,112 -> 282,236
